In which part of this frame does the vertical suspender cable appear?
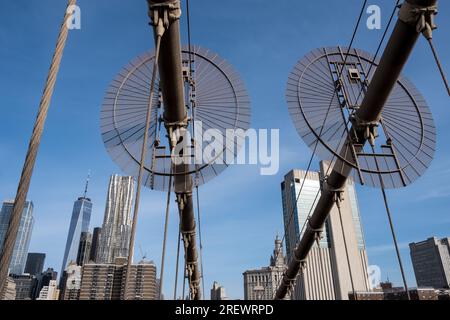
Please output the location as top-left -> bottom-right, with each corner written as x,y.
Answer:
427,39 -> 450,96
173,228 -> 182,299
195,186 -> 206,299
335,200 -> 357,300
182,259 -> 187,300
159,169 -> 173,300
174,0 -> 193,297
0,0 -> 77,294
380,185 -> 410,300
185,0 -> 206,300
370,145 -> 410,300
124,29 -> 164,299
186,0 -> 193,72
355,0 -> 400,103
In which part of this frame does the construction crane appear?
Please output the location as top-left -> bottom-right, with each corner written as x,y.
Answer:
139,245 -> 147,261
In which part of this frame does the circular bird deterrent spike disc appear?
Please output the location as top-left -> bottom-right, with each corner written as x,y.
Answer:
101,45 -> 251,191
286,46 -> 436,189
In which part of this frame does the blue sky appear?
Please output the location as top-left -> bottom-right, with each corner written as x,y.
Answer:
0,0 -> 449,299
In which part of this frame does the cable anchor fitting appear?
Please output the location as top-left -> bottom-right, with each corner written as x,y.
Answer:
307,220 -> 324,242
350,114 -> 379,147
399,2 -> 438,40
147,0 -> 182,30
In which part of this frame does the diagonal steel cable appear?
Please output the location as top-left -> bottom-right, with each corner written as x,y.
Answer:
124,29 -> 164,300
0,0 -> 77,294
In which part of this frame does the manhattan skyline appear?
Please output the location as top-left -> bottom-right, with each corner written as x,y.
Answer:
0,0 -> 449,299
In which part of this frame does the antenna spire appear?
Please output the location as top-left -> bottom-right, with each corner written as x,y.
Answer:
83,171 -> 91,198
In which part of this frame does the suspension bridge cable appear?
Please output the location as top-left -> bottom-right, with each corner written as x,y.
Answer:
182,258 -> 187,300
346,3 -> 408,299
272,0 -> 369,293
0,0 -> 77,294
273,0 -> 368,274
380,183 -> 411,299
380,187 -> 411,300
185,0 -> 206,300
427,39 -> 450,96
370,144 -> 411,300
355,0 -> 400,104
177,0 -> 194,300
159,166 -> 174,300
336,199 -> 357,300
186,0 -> 193,73
174,227 -> 182,300
272,119 -> 350,298
124,29 -> 163,299
195,186 -> 206,299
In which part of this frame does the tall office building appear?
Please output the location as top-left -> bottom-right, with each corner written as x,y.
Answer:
59,263 -> 82,300
410,237 -> 450,289
79,258 -> 157,300
11,274 -> 36,300
96,175 -> 134,264
121,260 -> 158,300
89,227 -> 101,263
0,277 -> 16,300
211,282 -> 228,300
0,200 -> 34,275
243,236 -> 288,300
211,281 -> 228,301
280,163 -> 370,300
76,232 -> 92,266
33,268 -> 58,300
79,258 -> 125,300
37,280 -> 59,300
25,253 -> 46,276
60,178 -> 93,277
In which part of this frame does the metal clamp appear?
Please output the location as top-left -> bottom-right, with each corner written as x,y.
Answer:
322,175 -> 345,208
399,1 -> 438,39
165,117 -> 189,129
166,119 -> 189,149
307,220 -> 324,242
148,0 -> 182,29
283,274 -> 298,286
350,114 -> 379,146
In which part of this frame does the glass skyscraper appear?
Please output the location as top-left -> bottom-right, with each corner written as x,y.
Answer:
25,252 -> 46,276
0,200 -> 34,275
60,196 -> 92,275
281,163 -> 370,300
283,174 -> 331,252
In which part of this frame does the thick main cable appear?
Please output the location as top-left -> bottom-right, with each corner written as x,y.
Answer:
0,0 -> 77,294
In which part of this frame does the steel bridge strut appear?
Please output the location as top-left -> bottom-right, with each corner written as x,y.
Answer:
147,0 -> 201,300
275,0 -> 439,299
